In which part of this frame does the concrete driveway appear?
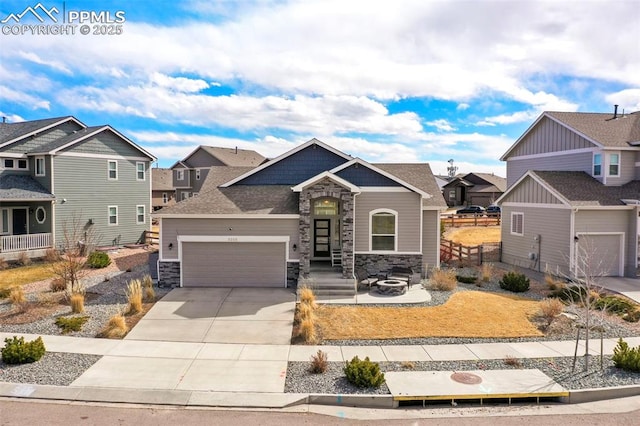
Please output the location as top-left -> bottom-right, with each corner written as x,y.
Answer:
126,287 -> 296,344
71,288 -> 297,393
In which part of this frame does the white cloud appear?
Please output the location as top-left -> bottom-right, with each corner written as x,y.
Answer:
17,51 -> 72,75
456,103 -> 470,111
426,119 -> 456,132
0,86 -> 50,110
150,72 -> 209,93
0,112 -> 25,123
605,89 -> 640,112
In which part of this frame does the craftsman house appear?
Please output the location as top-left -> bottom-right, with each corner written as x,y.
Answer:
170,145 -> 266,201
0,116 -> 156,260
155,139 -> 446,288
498,108 -> 640,277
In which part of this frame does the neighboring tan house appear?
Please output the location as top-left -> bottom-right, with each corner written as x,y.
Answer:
497,108 -> 640,278
171,146 -> 266,201
151,168 -> 175,210
154,138 -> 446,288
0,116 -> 156,260
442,173 -> 506,207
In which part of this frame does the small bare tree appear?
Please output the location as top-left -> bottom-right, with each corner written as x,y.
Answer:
50,213 -> 98,293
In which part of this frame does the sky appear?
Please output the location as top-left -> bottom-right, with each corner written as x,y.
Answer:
1,0 -> 639,177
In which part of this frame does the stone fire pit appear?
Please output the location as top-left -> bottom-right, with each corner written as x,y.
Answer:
376,279 -> 407,295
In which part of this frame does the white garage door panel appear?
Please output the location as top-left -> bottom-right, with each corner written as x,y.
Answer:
182,242 -> 285,287
577,234 -> 621,277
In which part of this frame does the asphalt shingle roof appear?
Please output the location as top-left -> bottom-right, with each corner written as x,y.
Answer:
0,174 -> 55,200
546,111 -> 640,147
374,163 -> 447,208
151,168 -> 174,191
0,116 -> 75,146
24,126 -> 104,153
197,146 -> 266,167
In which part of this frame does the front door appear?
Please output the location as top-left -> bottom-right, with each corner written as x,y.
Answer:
314,219 -> 330,258
12,208 -> 27,235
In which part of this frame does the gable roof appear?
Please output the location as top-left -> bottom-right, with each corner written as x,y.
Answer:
152,168 -> 174,191
0,116 -> 85,149
374,163 -> 447,208
0,174 -> 55,201
291,171 -> 360,193
469,173 -> 507,192
221,138 -> 352,187
498,170 -> 640,207
501,111 -> 640,160
171,145 -> 266,169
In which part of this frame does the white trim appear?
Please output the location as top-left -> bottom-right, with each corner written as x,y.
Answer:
291,171 -> 360,193
329,158 -> 431,198
2,158 -> 29,170
159,217 -> 164,259
501,202 -> 572,209
220,138 -> 353,187
593,152 -> 602,177
0,198 -> 56,202
107,205 -> 118,226
359,186 -> 411,192
496,171 -> 571,206
49,152 -> 151,161
569,208 -> 576,272
506,147 -> 598,162
35,206 -> 46,224
0,153 -> 28,158
162,192 -> 168,204
136,204 -> 145,224
510,211 -> 524,236
606,151 -> 620,178
107,160 -> 118,181
35,156 -> 46,176
176,169 -> 185,181
355,251 -> 422,255
574,231 -> 625,276
195,169 -> 201,181
152,214 -> 301,219
136,162 -> 146,181
369,208 -> 398,252
574,205 -> 634,211
435,210 -> 441,265
0,116 -> 85,149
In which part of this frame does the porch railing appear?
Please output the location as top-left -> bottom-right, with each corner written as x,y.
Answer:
0,233 -> 52,253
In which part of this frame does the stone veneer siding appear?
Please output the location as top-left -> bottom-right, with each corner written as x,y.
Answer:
287,261 -> 300,287
355,254 -> 423,279
158,261 -> 180,287
299,179 -> 354,278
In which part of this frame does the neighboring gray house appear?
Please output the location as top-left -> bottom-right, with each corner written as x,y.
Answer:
442,172 -> 506,207
155,139 -> 446,288
151,168 -> 175,210
498,109 -> 640,277
0,116 -> 156,260
170,146 -> 266,201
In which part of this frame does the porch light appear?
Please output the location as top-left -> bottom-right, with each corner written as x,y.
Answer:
87,218 -> 94,225
168,242 -> 173,250
293,243 -> 297,252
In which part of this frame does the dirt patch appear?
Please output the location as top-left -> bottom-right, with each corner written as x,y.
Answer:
444,225 -> 501,245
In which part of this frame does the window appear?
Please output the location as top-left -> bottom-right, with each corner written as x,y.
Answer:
608,153 -> 619,176
17,159 -> 27,169
136,162 -> 145,181
314,199 -> 338,216
195,169 -> 201,180
162,192 -> 168,204
35,157 -> 45,176
108,160 -> 118,180
511,212 -> 524,236
177,169 -> 184,180
448,190 -> 456,200
136,205 -> 145,224
370,209 -> 397,251
35,206 -> 46,224
108,206 -> 118,225
181,192 -> 188,201
593,153 -> 601,176
3,159 -> 13,169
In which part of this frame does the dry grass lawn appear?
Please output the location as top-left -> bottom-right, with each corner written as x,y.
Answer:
0,263 -> 57,290
316,291 -> 543,340
445,226 -> 501,245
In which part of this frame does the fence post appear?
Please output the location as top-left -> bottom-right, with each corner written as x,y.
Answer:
479,245 -> 483,265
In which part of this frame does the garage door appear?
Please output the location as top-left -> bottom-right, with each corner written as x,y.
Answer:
181,242 -> 286,287
576,234 -> 622,277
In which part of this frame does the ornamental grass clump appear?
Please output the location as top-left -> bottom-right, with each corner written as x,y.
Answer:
98,312 -> 129,339
141,274 -> 155,301
480,263 -> 494,282
539,298 -> 565,326
126,279 -> 143,314
309,350 -> 328,374
430,268 -> 457,291
299,285 -> 317,309
9,286 -> 26,309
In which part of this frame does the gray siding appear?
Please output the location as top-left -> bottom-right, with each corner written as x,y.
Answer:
62,130 -> 147,157
0,201 -> 52,235
4,121 -> 82,153
421,210 -> 439,266
506,151 -> 593,187
501,205 -> 571,275
605,150 -> 636,186
160,217 -> 300,260
187,149 -> 225,167
53,156 -> 150,248
354,192 -> 421,252
190,168 -> 210,193
172,165 -> 190,188
31,155 -> 52,192
508,117 -> 595,158
626,208 -> 638,277
501,176 -> 563,204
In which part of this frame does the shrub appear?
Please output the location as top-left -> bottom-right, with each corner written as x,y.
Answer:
594,295 -> 637,316
17,251 -> 31,266
0,256 -> 8,270
126,279 -> 143,314
539,298 -> 564,325
55,316 -> 89,334
430,268 -> 457,291
549,285 -> 588,303
87,251 -> 111,268
98,313 -> 129,338
1,336 -> 46,364
299,285 -> 317,309
309,350 -> 328,374
622,310 -> 640,323
400,361 -> 415,370
499,271 -> 530,293
9,286 -> 26,307
295,302 -> 315,323
612,338 -> 640,372
0,287 -> 11,299
44,248 -> 61,263
142,274 -> 153,288
504,355 -> 522,368
343,356 -> 385,388
298,317 -> 317,344
70,293 -> 85,313
50,277 -> 67,292
456,274 -> 477,284
480,263 -> 494,282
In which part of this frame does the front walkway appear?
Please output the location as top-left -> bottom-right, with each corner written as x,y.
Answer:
600,277 -> 640,303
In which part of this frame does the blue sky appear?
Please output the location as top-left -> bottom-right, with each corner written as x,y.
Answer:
1,0 -> 638,176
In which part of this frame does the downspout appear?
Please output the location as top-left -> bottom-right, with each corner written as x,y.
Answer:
569,207 -> 578,277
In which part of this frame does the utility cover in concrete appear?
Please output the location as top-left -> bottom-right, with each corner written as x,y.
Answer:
385,369 -> 568,401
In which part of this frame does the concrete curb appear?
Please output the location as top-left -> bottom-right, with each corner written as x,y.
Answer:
560,384 -> 640,404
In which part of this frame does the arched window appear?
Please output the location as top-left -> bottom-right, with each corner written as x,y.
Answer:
370,209 -> 397,251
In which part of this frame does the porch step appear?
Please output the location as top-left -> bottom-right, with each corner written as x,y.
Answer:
299,276 -> 355,297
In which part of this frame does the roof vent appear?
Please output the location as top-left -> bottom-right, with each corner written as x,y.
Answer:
1,116 -> 6,123
614,104 -> 619,119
